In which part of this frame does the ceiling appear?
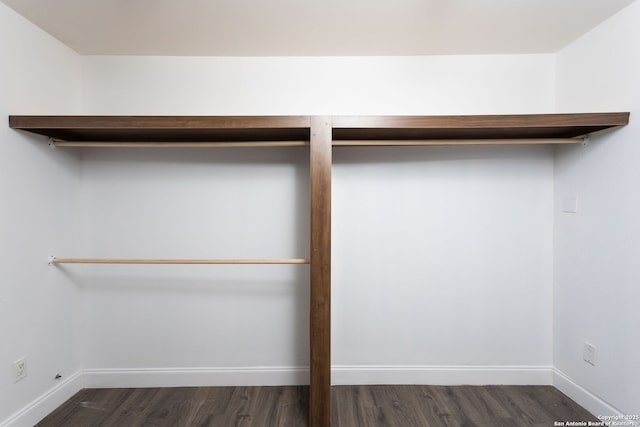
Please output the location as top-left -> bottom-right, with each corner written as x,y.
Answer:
2,0 -> 635,56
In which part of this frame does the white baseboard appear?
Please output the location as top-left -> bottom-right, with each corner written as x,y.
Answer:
82,366 -> 310,388
82,364 -> 553,388
553,368 -> 624,418
0,370 -> 83,427
332,365 -> 553,385
0,365 -> 556,427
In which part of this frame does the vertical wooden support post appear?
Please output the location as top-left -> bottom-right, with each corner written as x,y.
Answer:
309,116 -> 332,427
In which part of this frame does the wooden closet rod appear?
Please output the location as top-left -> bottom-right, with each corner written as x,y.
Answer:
51,138 -> 582,148
51,141 -> 310,148
51,258 -> 310,265
332,138 -> 584,146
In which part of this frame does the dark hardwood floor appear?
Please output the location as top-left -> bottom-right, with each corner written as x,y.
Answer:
37,385 -> 596,426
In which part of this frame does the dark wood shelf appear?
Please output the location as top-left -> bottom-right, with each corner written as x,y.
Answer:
8,115 -> 312,142
8,113 -> 629,146
331,113 -> 630,140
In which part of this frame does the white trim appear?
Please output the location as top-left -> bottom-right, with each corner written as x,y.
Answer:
84,364 -> 553,388
83,366 -> 309,388
0,365 -> 558,426
332,365 -> 553,385
0,370 -> 83,427
552,368 -> 625,418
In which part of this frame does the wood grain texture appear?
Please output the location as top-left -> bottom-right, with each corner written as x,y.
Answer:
9,113 -> 629,143
309,116 -> 332,427
331,113 -> 630,129
37,385 -> 598,427
9,116 -> 312,142
332,113 -> 630,140
9,115 -> 312,129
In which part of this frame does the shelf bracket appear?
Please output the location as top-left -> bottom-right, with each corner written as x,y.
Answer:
48,255 -> 56,266
47,138 -> 57,149
582,135 -> 590,147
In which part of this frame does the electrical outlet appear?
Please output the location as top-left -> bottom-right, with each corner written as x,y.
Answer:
583,342 -> 596,366
13,357 -> 27,383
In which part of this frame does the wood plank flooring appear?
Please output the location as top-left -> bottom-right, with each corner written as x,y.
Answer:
37,385 -> 597,426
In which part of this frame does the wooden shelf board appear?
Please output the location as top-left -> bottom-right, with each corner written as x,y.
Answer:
8,113 -> 629,145
9,115 -> 312,142
331,113 -> 629,140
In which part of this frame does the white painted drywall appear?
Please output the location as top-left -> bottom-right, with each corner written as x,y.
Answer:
333,145 -> 554,366
555,0 -> 640,415
81,55 -> 554,115
77,55 -> 556,378
0,2 -> 83,424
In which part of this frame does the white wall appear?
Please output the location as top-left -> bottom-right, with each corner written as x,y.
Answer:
555,0 -> 640,415
77,55 -> 556,384
0,2 -> 83,425
82,55 -> 554,115
333,145 -> 554,368
77,148 -> 311,372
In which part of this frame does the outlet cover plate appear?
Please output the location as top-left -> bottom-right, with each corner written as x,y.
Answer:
13,357 -> 27,383
583,342 -> 596,366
